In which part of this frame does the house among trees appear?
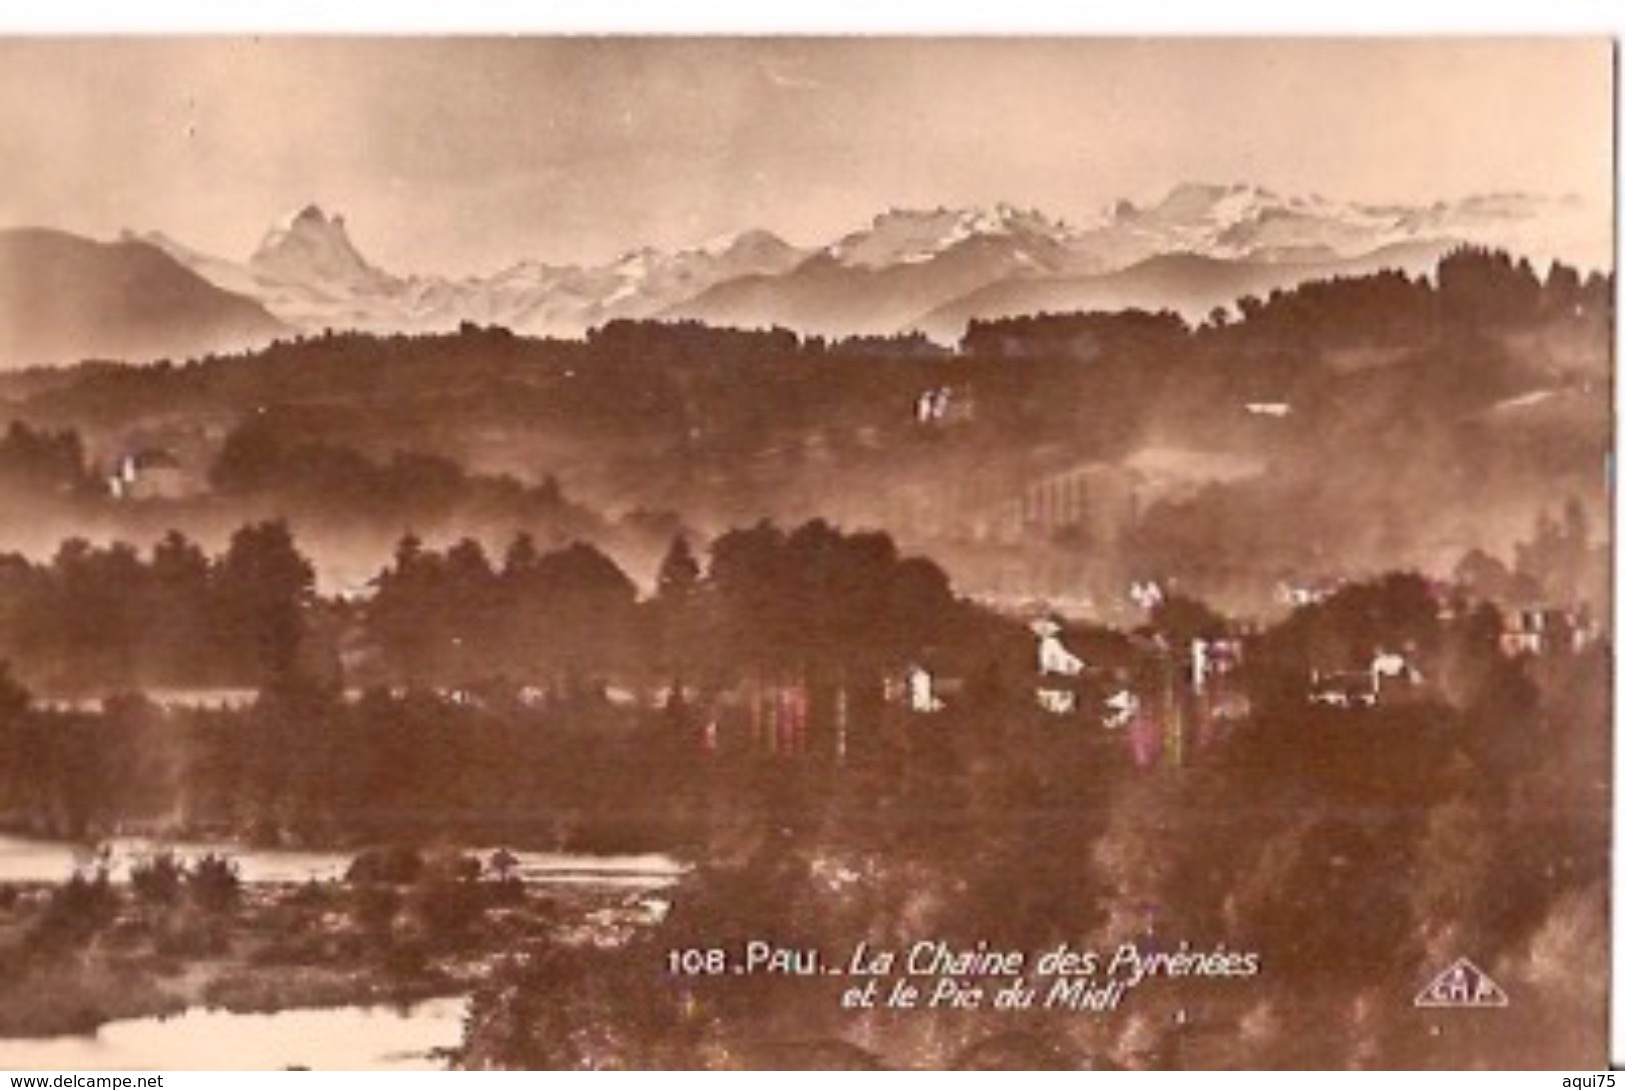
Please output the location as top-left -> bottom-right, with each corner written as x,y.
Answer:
107,448 -> 196,500
912,384 -> 976,428
1499,606 -> 1599,657
1308,649 -> 1425,710
1031,618 -> 1090,716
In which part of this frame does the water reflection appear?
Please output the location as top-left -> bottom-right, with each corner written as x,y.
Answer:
0,834 -> 682,888
0,997 -> 469,1071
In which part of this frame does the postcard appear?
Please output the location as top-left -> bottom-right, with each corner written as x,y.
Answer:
0,37 -> 1611,1070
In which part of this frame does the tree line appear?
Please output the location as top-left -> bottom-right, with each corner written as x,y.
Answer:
0,516 -> 992,698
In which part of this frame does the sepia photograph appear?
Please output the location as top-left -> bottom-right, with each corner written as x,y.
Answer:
0,34 -> 1613,1071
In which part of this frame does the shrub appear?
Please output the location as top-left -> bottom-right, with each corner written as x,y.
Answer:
352,884 -> 402,940
187,854 -> 242,913
345,845 -> 424,885
414,873 -> 483,948
36,870 -> 117,944
129,852 -> 185,906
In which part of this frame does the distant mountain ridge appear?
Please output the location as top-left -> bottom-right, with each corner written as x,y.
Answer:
106,182 -> 1607,346
910,240 -> 1461,343
0,229 -> 286,367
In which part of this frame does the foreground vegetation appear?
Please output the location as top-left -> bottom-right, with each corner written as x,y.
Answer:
0,845 -> 637,1040
456,639 -> 1609,1069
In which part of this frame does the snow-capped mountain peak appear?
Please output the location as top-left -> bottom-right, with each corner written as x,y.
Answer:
1152,182 -> 1279,221
826,204 -> 1077,268
1106,183 -> 1297,245
249,204 -> 394,292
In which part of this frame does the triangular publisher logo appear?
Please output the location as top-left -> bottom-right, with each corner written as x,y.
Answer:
1414,957 -> 1509,1008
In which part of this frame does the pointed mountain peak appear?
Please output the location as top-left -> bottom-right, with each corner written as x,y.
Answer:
250,203 -> 392,291
259,203 -> 342,240
262,203 -> 348,244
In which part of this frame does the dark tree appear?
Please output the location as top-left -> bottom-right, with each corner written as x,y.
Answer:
216,520 -> 316,682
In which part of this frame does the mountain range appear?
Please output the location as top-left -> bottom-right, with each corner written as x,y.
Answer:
0,182 -> 1602,366
664,186 -> 1599,337
129,207 -> 809,340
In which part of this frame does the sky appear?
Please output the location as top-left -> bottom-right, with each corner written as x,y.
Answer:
0,38 -> 1613,275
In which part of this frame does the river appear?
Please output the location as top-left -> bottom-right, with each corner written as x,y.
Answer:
0,833 -> 683,889
0,998 -> 470,1070
0,833 -> 687,1069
